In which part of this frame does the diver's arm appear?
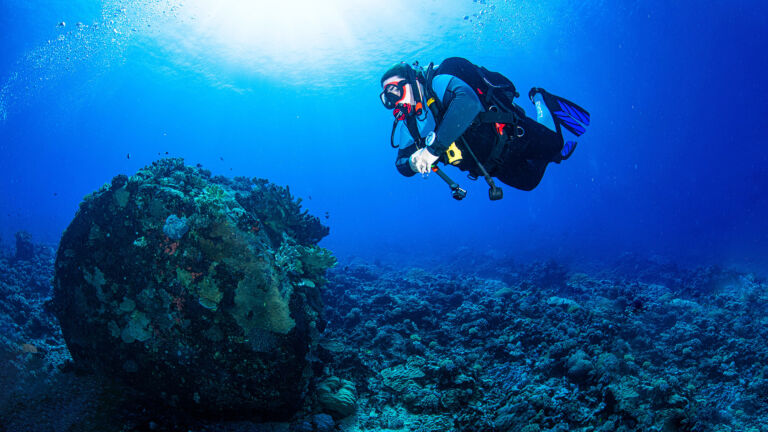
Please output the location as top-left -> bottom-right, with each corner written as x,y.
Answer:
430,77 -> 484,155
395,143 -> 418,177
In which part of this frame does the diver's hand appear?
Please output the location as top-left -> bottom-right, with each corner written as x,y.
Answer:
409,147 -> 439,175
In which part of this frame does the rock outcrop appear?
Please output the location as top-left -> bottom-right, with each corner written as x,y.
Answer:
53,158 -> 335,417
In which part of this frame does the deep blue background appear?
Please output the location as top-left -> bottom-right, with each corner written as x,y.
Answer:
0,1 -> 766,269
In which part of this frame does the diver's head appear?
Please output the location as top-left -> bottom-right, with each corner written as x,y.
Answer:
380,62 -> 423,118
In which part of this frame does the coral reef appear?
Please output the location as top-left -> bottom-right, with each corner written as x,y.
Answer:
320,259 -> 768,431
316,377 -> 357,419
14,230 -> 35,261
52,159 -> 334,417
0,239 -> 94,431
1,224 -> 767,431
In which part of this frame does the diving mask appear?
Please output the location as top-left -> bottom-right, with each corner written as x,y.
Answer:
380,80 -> 407,109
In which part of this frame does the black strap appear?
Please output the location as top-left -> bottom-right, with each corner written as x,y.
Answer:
483,134 -> 511,174
478,111 -> 521,173
476,105 -> 527,173
424,63 -> 443,116
476,111 -> 522,125
404,115 -> 423,147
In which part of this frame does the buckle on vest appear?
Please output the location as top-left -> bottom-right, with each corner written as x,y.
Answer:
445,142 -> 463,165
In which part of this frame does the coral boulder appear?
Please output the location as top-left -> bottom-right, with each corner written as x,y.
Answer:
52,159 -> 334,417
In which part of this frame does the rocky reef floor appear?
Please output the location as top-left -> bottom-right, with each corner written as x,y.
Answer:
1,239 -> 766,432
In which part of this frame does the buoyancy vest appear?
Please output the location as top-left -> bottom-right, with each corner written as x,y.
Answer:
424,57 -> 527,174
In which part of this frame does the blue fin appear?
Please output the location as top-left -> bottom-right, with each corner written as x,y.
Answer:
561,141 -> 578,160
529,88 -> 590,137
553,99 -> 590,137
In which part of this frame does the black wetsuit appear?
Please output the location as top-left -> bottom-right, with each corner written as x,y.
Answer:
393,75 -> 563,191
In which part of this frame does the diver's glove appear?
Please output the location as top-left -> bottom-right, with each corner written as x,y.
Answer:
409,148 -> 439,175
409,132 -> 440,175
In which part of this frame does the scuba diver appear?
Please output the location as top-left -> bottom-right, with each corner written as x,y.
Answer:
379,58 -> 590,200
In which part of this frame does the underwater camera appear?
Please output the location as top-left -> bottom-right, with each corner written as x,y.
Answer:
451,185 -> 467,200
489,186 -> 503,200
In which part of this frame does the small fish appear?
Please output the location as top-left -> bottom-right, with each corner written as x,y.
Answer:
126,153 -> 130,159
220,157 -> 224,161
21,343 -> 38,354
53,192 -> 58,196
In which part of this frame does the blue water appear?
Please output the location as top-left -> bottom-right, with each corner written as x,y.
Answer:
0,0 -> 766,268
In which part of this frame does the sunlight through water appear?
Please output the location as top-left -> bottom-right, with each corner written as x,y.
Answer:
145,0 -> 475,86
0,0 -> 550,119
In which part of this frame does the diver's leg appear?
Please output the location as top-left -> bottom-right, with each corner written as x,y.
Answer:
518,117 -> 563,162
495,158 -> 549,191
533,93 -> 556,132
528,87 -> 590,136
528,88 -> 589,161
